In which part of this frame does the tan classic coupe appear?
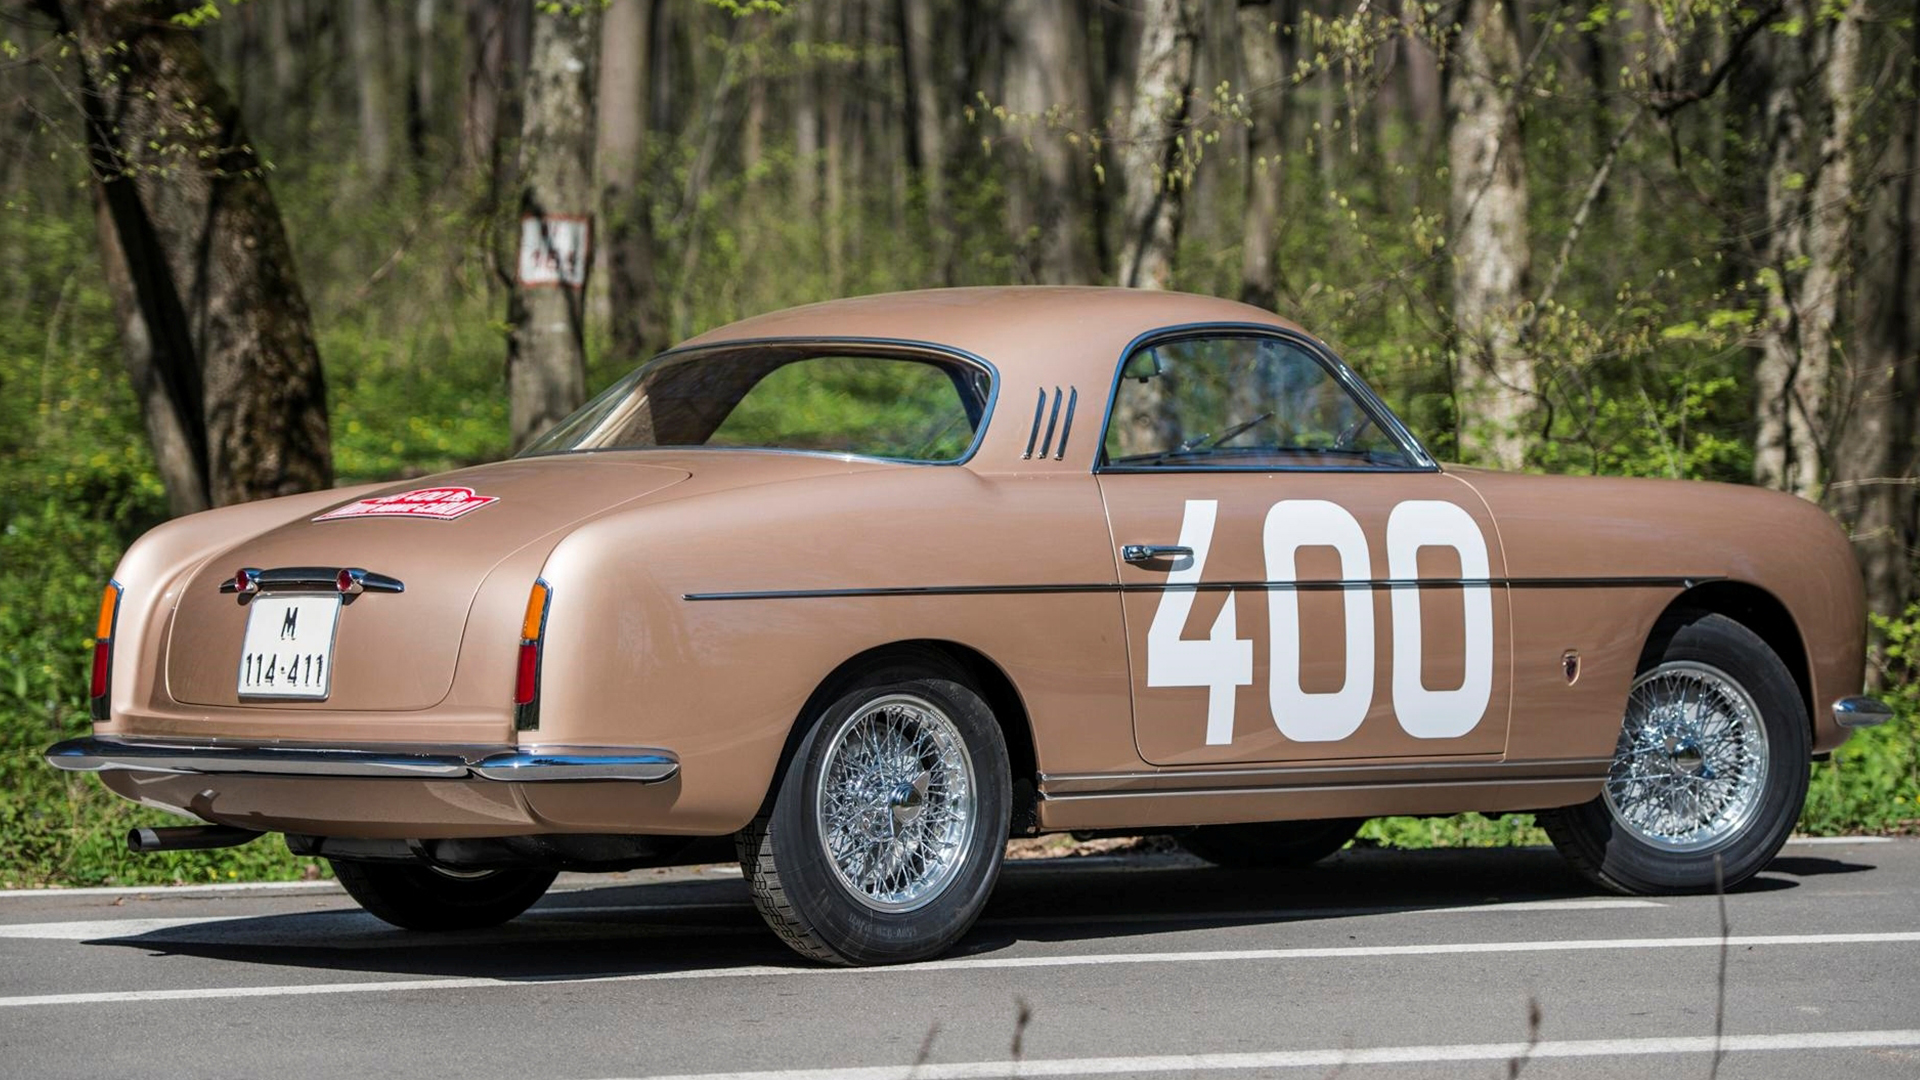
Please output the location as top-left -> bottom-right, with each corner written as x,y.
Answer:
49,287 -> 1889,964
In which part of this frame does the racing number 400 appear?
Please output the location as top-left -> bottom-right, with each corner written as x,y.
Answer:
1145,498 -> 1494,746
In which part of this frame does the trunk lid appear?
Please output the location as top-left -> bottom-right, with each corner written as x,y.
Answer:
165,457 -> 689,711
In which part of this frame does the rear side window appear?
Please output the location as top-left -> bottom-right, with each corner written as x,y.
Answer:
711,355 -> 976,461
522,346 -> 990,463
1101,335 -> 1415,470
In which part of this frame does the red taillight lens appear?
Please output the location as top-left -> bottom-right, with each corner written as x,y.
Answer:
90,581 -> 123,720
513,642 -> 539,706
90,641 -> 111,699
513,580 -> 551,728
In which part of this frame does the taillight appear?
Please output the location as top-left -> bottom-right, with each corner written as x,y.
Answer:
90,581 -> 123,721
513,579 -> 551,730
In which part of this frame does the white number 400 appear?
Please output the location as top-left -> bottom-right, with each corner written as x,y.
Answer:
1145,498 -> 1494,747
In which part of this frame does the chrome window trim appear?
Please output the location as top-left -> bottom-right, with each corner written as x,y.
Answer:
1091,322 -> 1438,475
517,335 -> 1001,467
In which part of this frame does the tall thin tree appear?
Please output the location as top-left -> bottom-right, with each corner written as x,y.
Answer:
507,3 -> 599,451
1115,0 -> 1202,290
49,0 -> 333,514
1446,0 -> 1532,469
596,0 -> 655,362
1753,0 -> 1861,500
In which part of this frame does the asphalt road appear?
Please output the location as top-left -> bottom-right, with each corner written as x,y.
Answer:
0,837 -> 1916,1080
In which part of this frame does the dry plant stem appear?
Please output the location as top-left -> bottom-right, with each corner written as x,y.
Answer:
1710,852 -> 1729,1080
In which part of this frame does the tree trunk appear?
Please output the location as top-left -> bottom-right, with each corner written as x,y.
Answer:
89,190 -> 211,518
58,0 -> 332,511
507,4 -> 598,452
1829,10 -> 1917,671
822,0 -> 847,293
1237,0 -> 1286,309
407,0 -> 438,164
1115,0 -> 1202,290
1002,0 -> 1093,284
1446,0 -> 1532,470
897,0 -> 951,282
596,0 -> 655,362
463,0 -> 506,177
794,3 -> 822,212
1753,0 -> 1861,500
351,0 -> 394,181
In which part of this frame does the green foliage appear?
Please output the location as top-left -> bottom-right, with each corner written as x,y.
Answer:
1358,813 -> 1550,849
1,0 -> 1913,890
1802,606 -> 1920,835
0,206 -> 322,887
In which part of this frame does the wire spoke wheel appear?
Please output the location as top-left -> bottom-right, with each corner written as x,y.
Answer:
1602,660 -> 1770,852
814,692 -> 978,913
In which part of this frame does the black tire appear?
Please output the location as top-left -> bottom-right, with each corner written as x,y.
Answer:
1178,818 -> 1364,869
330,860 -> 556,931
1540,613 -> 1810,895
738,667 -> 1011,966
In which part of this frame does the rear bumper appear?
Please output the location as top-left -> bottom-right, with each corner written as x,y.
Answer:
1832,696 -> 1894,730
44,735 -> 679,784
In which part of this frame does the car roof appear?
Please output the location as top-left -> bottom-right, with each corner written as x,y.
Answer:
674,287 -> 1311,384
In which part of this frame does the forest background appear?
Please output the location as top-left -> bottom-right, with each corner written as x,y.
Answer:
0,0 -> 1915,887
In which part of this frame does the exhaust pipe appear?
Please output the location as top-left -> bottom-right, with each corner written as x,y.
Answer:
127,825 -> 263,853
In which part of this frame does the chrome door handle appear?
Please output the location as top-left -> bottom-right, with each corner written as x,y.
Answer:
1122,544 -> 1194,565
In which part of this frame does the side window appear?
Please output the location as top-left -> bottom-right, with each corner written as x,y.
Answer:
708,354 -> 978,462
1101,336 -> 1414,469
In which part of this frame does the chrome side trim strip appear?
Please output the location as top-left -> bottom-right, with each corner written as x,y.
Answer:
1039,775 -> 1605,803
1832,696 -> 1894,729
44,736 -> 678,784
1037,757 -> 1612,797
685,575 -> 1719,602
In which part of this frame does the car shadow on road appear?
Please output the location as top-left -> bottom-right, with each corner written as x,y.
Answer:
87,845 -> 1842,982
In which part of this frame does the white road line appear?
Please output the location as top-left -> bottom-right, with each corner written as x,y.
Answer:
0,880 -> 343,900
2,931 -> 1916,1009
0,896 -> 1662,942
1421,898 -> 1662,913
982,897 -> 1660,928
599,1029 -> 1920,1080
0,916 -> 258,940
0,838 -> 1888,898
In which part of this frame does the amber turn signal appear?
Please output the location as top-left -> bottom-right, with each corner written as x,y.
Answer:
513,579 -> 551,725
90,581 -> 123,716
520,580 -> 550,642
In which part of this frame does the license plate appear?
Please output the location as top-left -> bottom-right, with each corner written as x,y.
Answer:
237,595 -> 340,699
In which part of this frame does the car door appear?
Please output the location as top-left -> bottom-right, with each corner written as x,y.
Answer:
1096,330 -> 1513,767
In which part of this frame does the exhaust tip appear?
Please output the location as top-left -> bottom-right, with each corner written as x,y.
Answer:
126,825 -> 263,853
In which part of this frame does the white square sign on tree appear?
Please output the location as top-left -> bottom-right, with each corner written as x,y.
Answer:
516,215 -> 591,289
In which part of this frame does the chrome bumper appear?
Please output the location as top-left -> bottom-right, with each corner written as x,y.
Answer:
1832,696 -> 1894,730
44,735 -> 678,783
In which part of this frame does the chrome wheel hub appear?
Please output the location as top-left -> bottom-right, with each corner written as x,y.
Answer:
815,693 -> 977,913
1603,660 -> 1769,852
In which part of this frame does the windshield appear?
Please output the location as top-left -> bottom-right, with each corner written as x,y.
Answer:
522,345 -> 993,462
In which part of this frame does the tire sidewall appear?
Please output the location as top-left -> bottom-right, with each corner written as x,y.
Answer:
1579,615 -> 1810,893
331,861 -> 556,931
769,673 -> 1011,965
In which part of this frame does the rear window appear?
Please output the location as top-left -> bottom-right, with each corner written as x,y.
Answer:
522,346 -> 992,463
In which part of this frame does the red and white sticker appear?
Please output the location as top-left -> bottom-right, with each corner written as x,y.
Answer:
313,486 -> 500,522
